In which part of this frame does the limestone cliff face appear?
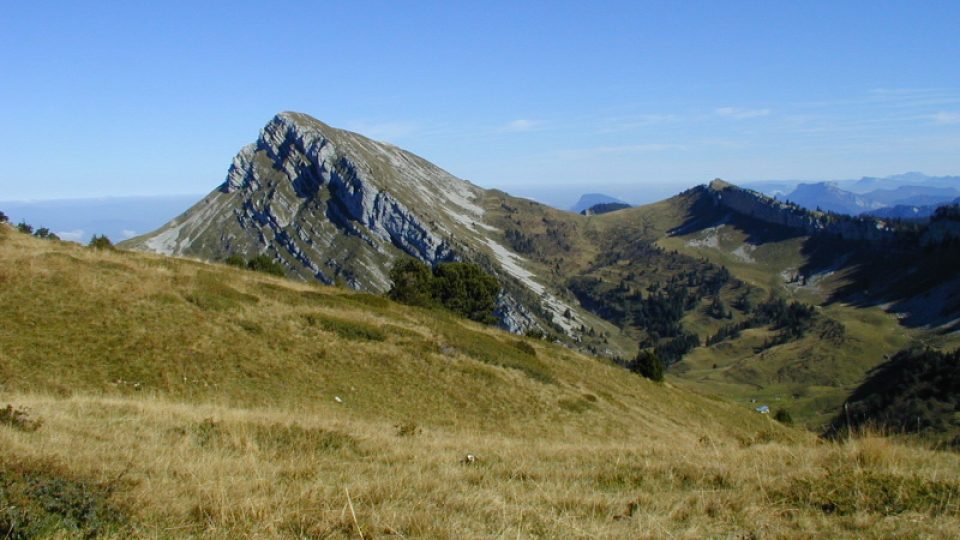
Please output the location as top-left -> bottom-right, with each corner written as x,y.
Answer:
123,112 -> 578,335
705,179 -> 896,243
125,113 -> 484,289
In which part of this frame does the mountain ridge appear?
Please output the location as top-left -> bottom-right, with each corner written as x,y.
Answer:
123,111 -> 960,429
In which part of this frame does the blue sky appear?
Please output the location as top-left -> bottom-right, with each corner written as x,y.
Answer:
1,1 -> 959,203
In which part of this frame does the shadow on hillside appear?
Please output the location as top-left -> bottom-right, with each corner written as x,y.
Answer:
799,236 -> 960,331
668,190 -> 805,245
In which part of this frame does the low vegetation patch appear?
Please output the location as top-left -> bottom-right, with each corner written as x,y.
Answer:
783,469 -> 960,516
304,313 -> 386,342
225,253 -> 285,276
0,459 -> 128,539
439,325 -> 555,384
252,422 -> 361,455
0,404 -> 43,432
183,271 -> 260,311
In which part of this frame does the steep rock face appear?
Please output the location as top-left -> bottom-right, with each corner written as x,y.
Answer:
124,112 -> 585,336
130,113 -> 482,290
706,180 -> 896,243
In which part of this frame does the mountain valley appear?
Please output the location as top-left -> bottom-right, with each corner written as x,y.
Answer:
3,112 -> 960,537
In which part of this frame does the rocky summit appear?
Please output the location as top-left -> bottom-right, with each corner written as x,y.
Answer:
124,112 -> 586,335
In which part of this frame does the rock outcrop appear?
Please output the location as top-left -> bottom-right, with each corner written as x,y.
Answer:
705,179 -> 897,243
124,112 -> 581,336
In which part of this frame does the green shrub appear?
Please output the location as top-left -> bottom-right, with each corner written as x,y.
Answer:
245,254 -> 285,276
224,254 -> 246,268
32,227 -> 58,240
88,234 -> 113,249
774,408 -> 793,425
387,258 -> 501,324
0,210 -> 8,223
16,221 -> 33,234
388,258 -> 437,307
627,350 -> 664,382
826,346 -> 960,439
0,459 -> 128,538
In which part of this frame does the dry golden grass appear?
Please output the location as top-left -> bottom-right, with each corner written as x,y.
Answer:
2,393 -> 959,538
2,228 -> 960,538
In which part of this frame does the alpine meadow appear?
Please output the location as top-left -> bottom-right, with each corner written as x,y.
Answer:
3,2 -> 960,539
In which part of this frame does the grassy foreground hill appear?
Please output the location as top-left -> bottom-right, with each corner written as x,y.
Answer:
2,226 -> 960,537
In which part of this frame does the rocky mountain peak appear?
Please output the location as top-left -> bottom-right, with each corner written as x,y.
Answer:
123,112 -> 567,335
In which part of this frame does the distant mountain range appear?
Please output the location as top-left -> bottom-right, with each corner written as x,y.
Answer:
746,173 -> 959,218
746,172 -> 960,196
865,197 -> 960,220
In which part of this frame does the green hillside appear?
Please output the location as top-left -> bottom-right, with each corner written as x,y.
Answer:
3,225 -> 960,537
482,186 -> 953,431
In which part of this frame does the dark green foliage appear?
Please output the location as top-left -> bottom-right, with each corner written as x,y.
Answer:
774,408 -> 793,425
0,460 -> 128,539
707,294 -> 819,349
818,318 -> 846,345
224,254 -> 246,268
627,350 -> 664,381
826,347 -> 960,439
706,294 -> 732,319
432,262 -> 501,324
568,251 -> 732,342
245,254 -> 285,276
223,254 -> 286,276
32,227 -> 59,241
654,332 -> 699,365
387,258 -> 501,324
16,221 -> 33,234
525,328 -> 545,340
706,321 -> 748,346
388,258 -> 437,307
733,291 -> 753,312
504,228 -> 535,254
88,234 -> 113,249
0,210 -> 7,223
932,203 -> 960,222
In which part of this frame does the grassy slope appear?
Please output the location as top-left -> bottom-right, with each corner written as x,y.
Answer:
589,192 -> 925,429
2,226 -> 960,537
481,188 -> 943,430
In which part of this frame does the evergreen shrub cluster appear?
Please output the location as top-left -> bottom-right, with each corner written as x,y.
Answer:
388,258 -> 500,324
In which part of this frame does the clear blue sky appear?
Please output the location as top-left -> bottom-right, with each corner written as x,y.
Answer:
2,1 -> 959,201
